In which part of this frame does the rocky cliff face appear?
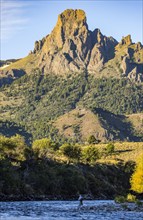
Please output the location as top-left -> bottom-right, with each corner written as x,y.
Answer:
115,35 -> 143,82
33,9 -> 118,75
0,9 -> 143,83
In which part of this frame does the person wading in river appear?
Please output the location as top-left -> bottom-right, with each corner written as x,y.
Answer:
78,194 -> 83,206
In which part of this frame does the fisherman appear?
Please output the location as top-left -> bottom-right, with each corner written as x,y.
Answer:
78,194 -> 83,206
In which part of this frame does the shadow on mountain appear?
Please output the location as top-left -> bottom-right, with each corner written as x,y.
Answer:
0,120 -> 32,145
91,107 -> 141,141
0,69 -> 25,87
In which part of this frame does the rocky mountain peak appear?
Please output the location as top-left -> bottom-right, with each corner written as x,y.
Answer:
49,9 -> 88,48
34,9 -> 119,75
58,9 -> 87,27
1,9 -> 142,83
121,35 -> 132,46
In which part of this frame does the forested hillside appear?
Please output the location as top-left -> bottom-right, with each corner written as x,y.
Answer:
0,72 -> 143,143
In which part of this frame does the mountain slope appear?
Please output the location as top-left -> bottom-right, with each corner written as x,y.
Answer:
53,108 -> 143,142
0,72 -> 143,142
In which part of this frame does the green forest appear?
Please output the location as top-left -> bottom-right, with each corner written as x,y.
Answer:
1,71 -> 143,143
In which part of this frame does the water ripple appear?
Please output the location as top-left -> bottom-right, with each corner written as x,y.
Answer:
0,200 -> 143,220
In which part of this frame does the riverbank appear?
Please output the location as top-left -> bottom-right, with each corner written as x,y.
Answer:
0,194 -> 111,202
0,159 -> 134,202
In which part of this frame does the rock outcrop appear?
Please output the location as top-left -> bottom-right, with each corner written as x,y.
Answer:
32,9 -> 118,75
1,9 -> 143,83
121,35 -> 132,46
0,69 -> 25,87
114,35 -> 143,82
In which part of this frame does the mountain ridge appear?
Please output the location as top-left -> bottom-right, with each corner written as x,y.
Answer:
0,9 -> 143,85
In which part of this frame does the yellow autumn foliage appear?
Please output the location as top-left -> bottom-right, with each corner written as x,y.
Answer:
130,154 -> 143,193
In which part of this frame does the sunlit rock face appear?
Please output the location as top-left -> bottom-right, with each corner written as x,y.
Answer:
33,9 -> 118,75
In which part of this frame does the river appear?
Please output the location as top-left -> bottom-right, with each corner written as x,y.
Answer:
0,200 -> 143,220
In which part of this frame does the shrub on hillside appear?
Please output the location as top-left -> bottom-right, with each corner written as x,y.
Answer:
82,145 -> 100,164
87,135 -> 99,144
60,143 -> 81,163
106,143 -> 115,154
32,138 -> 57,159
0,134 -> 27,161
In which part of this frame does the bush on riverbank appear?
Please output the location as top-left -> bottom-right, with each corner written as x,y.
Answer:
114,193 -> 143,205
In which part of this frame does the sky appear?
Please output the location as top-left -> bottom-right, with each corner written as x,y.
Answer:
0,0 -> 143,60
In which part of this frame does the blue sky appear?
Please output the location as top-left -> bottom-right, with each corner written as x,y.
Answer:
1,0 -> 143,60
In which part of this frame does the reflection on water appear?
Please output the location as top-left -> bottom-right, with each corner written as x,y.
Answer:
0,200 -> 143,220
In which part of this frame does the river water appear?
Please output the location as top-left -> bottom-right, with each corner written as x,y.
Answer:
0,200 -> 143,220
